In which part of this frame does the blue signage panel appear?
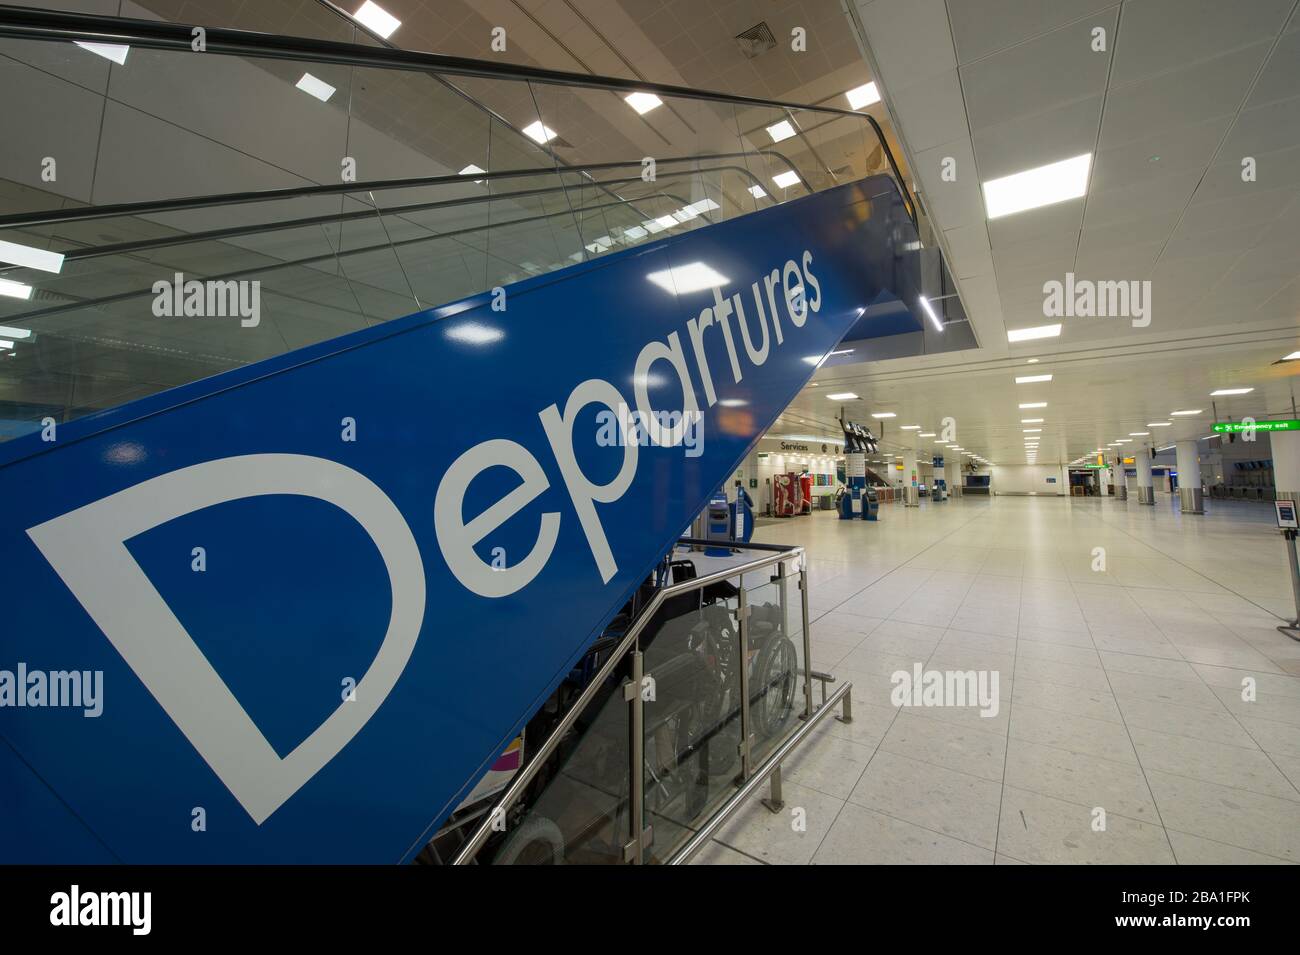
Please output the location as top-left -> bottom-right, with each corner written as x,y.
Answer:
0,176 -> 922,862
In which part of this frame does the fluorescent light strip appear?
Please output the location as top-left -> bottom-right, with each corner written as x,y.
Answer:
74,41 -> 128,64
983,153 -> 1091,219
1006,323 -> 1061,343
1209,387 -> 1253,396
827,392 -> 859,401
1019,402 -> 1047,409
0,278 -> 33,300
1170,409 -> 1202,416
0,325 -> 32,339
0,239 -> 64,274
846,82 -> 880,110
295,73 -> 336,102
522,120 -> 558,144
772,170 -> 801,190
748,185 -> 768,199
1016,374 -> 1053,384
767,120 -> 796,143
624,92 -> 663,114
351,1 -> 401,38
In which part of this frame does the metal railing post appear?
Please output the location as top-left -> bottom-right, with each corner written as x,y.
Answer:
839,685 -> 853,724
624,649 -> 646,864
450,543 -> 803,864
762,765 -> 784,813
798,559 -> 814,718
736,586 -> 753,783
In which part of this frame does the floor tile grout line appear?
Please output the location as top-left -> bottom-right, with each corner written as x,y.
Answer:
827,723 -> 1295,839
756,499 -> 1300,863
797,503 -> 1000,863
1066,563 -> 1180,862
804,602 -> 974,864
1088,499 -> 1294,629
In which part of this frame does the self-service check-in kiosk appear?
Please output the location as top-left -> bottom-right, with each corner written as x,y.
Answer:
731,486 -> 755,544
705,491 -> 732,555
931,456 -> 947,501
707,493 -> 738,553
863,486 -> 879,520
1274,500 -> 1300,642
838,417 -> 880,521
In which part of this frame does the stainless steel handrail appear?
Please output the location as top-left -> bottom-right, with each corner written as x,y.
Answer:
449,542 -> 803,865
667,680 -> 853,865
0,6 -> 916,226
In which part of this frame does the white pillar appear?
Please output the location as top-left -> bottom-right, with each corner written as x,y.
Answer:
1175,440 -> 1203,514
1113,455 -> 1128,501
903,435 -> 919,506
947,456 -> 962,498
1271,431 -> 1300,503
1135,445 -> 1154,505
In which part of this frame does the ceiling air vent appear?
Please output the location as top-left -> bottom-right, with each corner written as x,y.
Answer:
734,21 -> 777,59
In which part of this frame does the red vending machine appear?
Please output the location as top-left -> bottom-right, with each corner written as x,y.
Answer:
773,473 -> 796,516
799,474 -> 813,514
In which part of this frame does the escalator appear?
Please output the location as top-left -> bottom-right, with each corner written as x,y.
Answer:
0,7 -> 934,863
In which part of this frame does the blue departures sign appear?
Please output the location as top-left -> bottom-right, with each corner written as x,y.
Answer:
0,176 -> 922,862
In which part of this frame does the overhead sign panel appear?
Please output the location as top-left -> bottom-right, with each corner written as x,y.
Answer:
1213,420 -> 1300,433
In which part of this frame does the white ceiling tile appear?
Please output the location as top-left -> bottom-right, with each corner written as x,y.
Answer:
941,224 -> 992,278
946,0 -> 1118,65
1244,28 -> 1300,108
1193,144 -> 1300,203
959,11 -> 1117,131
888,68 -> 969,151
854,0 -> 957,86
971,95 -> 1102,181
1100,43 -> 1267,145
1222,95 -> 1300,157
1162,220 -> 1262,261
986,199 -> 1085,246
1084,167 -> 1203,227
914,137 -> 985,228
1180,184 -> 1294,234
1093,115 -> 1230,186
1079,211 -> 1181,252
993,229 -> 1080,271
1109,0 -> 1293,88
1074,239 -> 1165,276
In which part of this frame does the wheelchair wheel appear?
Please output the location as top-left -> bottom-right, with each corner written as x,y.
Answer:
491,815 -> 565,865
752,635 -> 798,738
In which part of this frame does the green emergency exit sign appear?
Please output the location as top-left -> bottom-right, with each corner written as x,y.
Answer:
1212,420 -> 1300,433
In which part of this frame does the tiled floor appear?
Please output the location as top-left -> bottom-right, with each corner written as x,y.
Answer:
693,494 -> 1300,865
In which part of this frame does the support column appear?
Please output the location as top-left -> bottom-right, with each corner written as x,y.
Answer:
903,436 -> 919,507
1135,445 -> 1154,505
947,456 -> 962,499
1176,440 -> 1204,514
1098,461 -> 1111,497
1272,431 -> 1300,504
1113,455 -> 1128,501
843,450 -> 866,519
